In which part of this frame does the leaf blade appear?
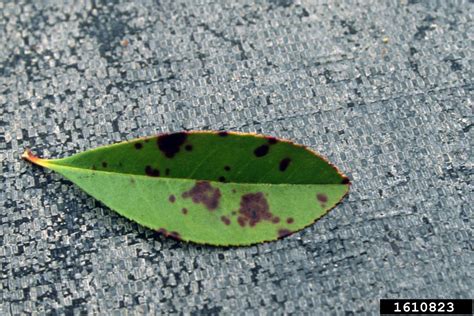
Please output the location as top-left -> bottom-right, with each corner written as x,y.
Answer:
23,131 -> 350,246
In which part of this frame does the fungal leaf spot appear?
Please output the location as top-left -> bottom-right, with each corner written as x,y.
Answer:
278,229 -> 292,238
317,193 -> 328,204
145,166 -> 160,177
238,192 -> 275,227
254,145 -> 269,157
279,158 -> 291,171
157,132 -> 187,158
182,181 -> 221,211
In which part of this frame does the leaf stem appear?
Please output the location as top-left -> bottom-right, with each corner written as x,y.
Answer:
21,149 -> 50,168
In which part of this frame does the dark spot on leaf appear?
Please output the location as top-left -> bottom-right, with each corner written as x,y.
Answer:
134,143 -> 143,149
341,177 -> 350,184
286,217 -> 294,224
317,193 -> 328,203
182,208 -> 188,215
102,162 -> 107,168
169,195 -> 176,203
157,132 -> 187,158
279,158 -> 291,171
218,176 -> 226,182
165,168 -> 170,176
278,229 -> 292,238
169,231 -> 181,240
182,181 -> 221,211
267,137 -> 278,145
238,192 -> 273,227
218,131 -> 228,137
224,165 -> 231,171
272,217 -> 280,224
157,228 -> 181,240
221,216 -> 231,225
185,144 -> 193,151
145,165 -> 160,177
254,145 -> 269,157
237,216 -> 246,227
157,228 -> 167,235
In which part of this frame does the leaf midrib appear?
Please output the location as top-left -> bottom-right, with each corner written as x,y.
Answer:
46,161 -> 348,186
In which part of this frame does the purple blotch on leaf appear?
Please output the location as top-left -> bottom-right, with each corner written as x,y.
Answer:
267,137 -> 278,145
221,216 -> 231,225
157,132 -> 187,158
157,228 -> 181,240
254,145 -> 269,157
279,158 -> 291,171
278,229 -> 292,238
169,195 -> 176,203
238,192 -> 275,227
145,165 -> 160,177
317,193 -> 328,203
182,181 -> 221,211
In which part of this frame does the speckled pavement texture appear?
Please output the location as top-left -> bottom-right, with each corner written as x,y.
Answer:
1,0 -> 472,315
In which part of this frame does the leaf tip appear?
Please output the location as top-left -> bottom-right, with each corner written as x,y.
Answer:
341,176 -> 351,185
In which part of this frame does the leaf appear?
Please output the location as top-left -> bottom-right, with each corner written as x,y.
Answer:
22,131 -> 350,246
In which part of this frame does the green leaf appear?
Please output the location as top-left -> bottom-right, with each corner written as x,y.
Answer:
22,131 -> 350,246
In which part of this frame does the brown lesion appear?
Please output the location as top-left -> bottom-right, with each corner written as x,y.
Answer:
254,145 -> 269,157
168,195 -> 176,203
279,158 -> 291,171
266,137 -> 278,145
238,192 -> 279,227
277,229 -> 292,238
317,193 -> 328,203
157,228 -> 182,240
182,181 -> 221,211
145,165 -> 160,177
221,216 -> 231,225
157,132 -> 187,158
